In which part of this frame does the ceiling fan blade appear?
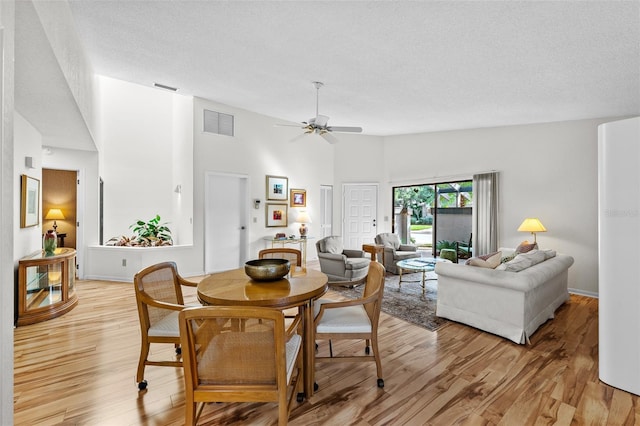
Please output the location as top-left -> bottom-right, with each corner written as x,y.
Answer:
289,132 -> 309,143
274,123 -> 305,128
320,132 -> 339,144
326,126 -> 363,133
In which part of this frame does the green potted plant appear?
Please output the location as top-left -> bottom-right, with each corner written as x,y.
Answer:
130,214 -> 173,246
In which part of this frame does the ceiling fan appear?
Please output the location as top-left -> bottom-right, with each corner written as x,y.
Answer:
277,81 -> 363,144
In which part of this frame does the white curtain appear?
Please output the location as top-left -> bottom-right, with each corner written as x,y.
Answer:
472,172 -> 499,255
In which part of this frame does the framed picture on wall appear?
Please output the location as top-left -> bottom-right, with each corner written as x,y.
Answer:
266,203 -> 288,227
21,174 -> 40,228
290,189 -> 306,207
266,175 -> 288,201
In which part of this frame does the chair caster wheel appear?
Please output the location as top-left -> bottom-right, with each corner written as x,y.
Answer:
175,347 -> 182,355
138,380 -> 148,390
365,346 -> 370,355
377,378 -> 384,388
296,392 -> 304,403
314,382 -> 319,392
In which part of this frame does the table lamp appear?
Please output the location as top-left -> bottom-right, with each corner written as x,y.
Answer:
517,218 -> 546,244
296,211 -> 312,238
45,208 -> 65,232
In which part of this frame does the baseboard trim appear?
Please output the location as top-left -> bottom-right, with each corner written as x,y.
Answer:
569,288 -> 598,298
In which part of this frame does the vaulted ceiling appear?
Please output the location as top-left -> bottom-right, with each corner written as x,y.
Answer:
17,1 -> 640,142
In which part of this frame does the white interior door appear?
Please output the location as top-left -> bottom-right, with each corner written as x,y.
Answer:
204,172 -> 248,273
320,185 -> 333,238
342,184 -> 378,249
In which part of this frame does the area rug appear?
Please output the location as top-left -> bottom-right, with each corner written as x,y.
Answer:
329,271 -> 448,332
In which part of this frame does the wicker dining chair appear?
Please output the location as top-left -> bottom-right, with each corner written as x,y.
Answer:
134,261 -> 198,390
259,248 -> 303,319
314,261 -> 386,388
179,306 -> 303,425
259,248 -> 302,267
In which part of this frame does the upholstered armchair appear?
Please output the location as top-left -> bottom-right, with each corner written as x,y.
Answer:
316,236 -> 370,284
375,233 -> 421,274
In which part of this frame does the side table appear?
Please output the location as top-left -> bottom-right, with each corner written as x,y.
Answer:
263,237 -> 314,267
362,243 -> 384,264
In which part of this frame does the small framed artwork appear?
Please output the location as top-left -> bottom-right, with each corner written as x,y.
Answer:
20,174 -> 40,228
266,203 -> 288,227
290,189 -> 306,207
266,175 -> 288,201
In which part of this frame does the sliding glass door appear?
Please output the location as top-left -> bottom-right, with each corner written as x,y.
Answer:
393,180 -> 472,258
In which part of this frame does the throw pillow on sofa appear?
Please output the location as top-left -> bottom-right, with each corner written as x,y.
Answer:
541,249 -> 557,259
466,251 -> 502,269
515,241 -> 538,254
500,249 -> 546,272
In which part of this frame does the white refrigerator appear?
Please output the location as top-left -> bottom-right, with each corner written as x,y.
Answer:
598,116 -> 640,396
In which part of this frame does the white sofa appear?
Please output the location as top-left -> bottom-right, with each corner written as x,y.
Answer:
434,248 -> 574,344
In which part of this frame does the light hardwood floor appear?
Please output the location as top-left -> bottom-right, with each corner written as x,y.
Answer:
14,266 -> 638,425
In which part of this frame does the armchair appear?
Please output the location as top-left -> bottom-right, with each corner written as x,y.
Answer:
316,236 -> 370,284
375,232 -> 421,274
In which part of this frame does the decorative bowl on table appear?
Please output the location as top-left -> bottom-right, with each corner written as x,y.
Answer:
244,259 -> 290,281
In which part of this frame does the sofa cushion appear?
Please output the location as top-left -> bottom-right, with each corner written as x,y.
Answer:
395,251 -> 421,261
323,236 -> 343,254
466,251 -> 502,269
345,258 -> 370,271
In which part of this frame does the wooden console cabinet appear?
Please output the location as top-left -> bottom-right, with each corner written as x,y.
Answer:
17,248 -> 78,326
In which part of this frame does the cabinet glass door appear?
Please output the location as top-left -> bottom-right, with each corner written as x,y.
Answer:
68,258 -> 75,297
25,263 -> 62,312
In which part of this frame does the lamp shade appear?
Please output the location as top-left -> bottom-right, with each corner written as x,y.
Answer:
45,208 -> 65,220
517,218 -> 546,233
296,211 -> 312,224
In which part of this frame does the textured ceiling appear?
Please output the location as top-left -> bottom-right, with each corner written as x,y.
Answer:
66,0 -> 639,136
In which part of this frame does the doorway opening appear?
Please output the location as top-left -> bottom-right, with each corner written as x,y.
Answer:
42,169 -> 77,249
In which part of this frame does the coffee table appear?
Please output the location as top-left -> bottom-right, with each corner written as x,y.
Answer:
396,257 -> 451,293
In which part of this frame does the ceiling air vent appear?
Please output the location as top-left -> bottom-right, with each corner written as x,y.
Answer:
204,109 -> 234,137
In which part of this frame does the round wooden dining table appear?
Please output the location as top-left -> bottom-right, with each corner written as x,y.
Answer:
197,267 -> 328,398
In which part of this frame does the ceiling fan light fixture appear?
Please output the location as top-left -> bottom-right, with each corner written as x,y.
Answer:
315,115 -> 329,128
275,81 -> 362,142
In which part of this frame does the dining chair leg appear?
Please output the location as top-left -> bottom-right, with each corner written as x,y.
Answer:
371,334 -> 384,388
136,341 -> 149,385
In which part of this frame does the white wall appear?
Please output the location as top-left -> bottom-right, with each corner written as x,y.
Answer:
98,76 -> 186,243
14,112 -> 43,258
332,133 -> 385,236
85,83 -> 338,281
88,79 -> 618,295
362,118 -> 620,295
172,94 -> 194,245
192,97 -> 335,264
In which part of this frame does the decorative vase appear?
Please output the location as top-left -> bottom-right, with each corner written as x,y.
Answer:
43,230 -> 57,255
